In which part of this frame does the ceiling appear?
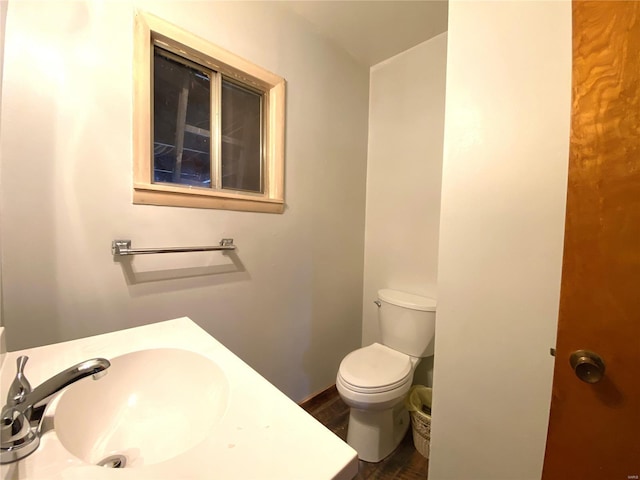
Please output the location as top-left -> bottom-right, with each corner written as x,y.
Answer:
281,1 -> 448,67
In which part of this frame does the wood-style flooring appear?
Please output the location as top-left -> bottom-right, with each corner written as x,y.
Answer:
300,386 -> 428,480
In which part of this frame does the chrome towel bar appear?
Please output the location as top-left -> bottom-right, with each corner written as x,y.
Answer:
111,238 -> 236,256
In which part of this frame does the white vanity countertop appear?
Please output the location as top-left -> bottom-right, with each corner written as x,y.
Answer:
0,318 -> 358,479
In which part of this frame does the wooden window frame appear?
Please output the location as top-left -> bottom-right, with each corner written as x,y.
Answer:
133,11 -> 286,213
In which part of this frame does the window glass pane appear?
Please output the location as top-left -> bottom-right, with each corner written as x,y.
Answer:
153,48 -> 211,187
221,79 -> 262,193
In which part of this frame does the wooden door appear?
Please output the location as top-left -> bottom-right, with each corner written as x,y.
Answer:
542,2 -> 640,479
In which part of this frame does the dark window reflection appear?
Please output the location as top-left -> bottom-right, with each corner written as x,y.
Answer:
153,48 -> 211,187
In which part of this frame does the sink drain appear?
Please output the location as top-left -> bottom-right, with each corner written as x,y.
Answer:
97,454 -> 127,468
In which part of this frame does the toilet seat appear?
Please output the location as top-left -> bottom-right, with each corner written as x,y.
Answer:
338,343 -> 413,394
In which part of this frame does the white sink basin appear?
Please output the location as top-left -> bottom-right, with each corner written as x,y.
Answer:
54,348 -> 228,467
2,319 -> 358,479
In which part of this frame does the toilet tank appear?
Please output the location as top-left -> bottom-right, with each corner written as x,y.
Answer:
377,289 -> 437,357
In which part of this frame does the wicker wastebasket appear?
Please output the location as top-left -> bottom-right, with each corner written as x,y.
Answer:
405,385 -> 432,459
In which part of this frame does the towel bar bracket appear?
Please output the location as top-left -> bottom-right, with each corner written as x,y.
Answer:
112,240 -> 132,256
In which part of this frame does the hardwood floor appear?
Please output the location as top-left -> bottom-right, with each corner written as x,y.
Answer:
300,386 -> 429,480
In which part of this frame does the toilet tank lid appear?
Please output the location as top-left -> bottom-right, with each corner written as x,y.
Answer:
378,289 -> 436,311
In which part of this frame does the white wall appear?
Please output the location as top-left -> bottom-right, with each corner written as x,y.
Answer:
0,0 -> 369,402
429,2 -> 571,479
0,0 -> 8,362
362,34 -> 447,385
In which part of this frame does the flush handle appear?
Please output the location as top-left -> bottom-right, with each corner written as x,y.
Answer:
569,350 -> 606,384
373,300 -> 381,308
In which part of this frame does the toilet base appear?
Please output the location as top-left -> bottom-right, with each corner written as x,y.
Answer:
346,401 -> 410,463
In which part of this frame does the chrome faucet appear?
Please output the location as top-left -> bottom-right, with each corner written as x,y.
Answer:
1,355 -> 111,464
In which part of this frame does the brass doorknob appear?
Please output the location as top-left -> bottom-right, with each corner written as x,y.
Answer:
569,350 -> 606,384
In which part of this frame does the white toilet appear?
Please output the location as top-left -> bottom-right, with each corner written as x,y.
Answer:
336,289 -> 436,463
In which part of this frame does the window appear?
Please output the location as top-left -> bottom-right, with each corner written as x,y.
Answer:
133,11 -> 286,213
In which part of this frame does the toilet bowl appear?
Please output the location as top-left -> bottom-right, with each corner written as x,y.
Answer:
336,289 -> 436,463
336,343 -> 419,462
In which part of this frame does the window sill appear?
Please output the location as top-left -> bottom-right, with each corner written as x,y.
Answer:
133,185 -> 284,213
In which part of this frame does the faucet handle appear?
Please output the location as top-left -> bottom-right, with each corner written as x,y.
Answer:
7,356 -> 31,406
